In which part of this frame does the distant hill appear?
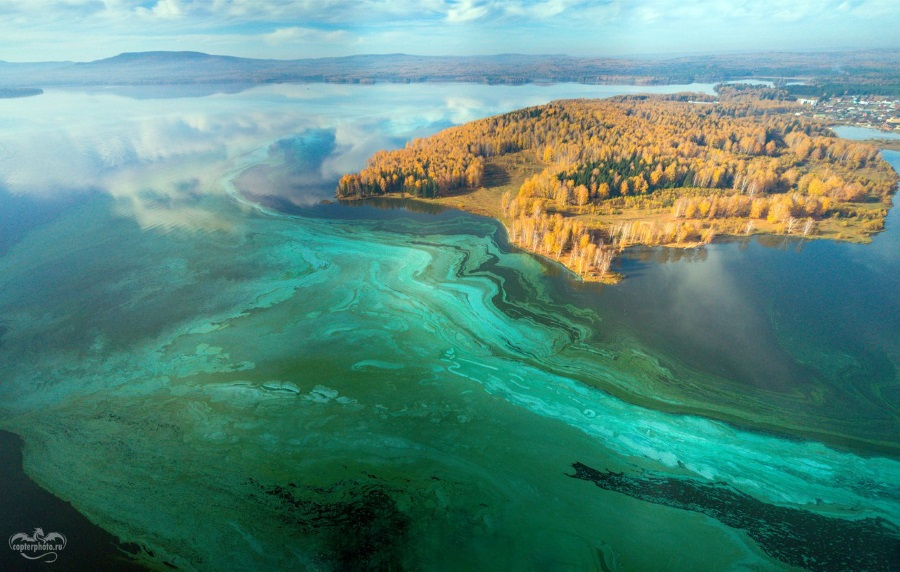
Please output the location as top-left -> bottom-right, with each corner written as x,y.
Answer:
0,50 -> 898,93
0,87 -> 42,98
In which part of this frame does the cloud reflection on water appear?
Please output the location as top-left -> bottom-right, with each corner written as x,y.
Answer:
0,82 -> 717,233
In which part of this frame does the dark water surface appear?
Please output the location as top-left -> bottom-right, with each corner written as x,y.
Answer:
0,430 -> 147,571
546,171 -> 900,454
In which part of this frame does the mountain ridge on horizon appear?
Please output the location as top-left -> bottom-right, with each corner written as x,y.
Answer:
6,47 -> 900,65
1,49 -> 898,92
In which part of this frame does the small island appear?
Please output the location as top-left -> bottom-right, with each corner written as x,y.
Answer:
338,86 -> 899,282
0,87 -> 43,98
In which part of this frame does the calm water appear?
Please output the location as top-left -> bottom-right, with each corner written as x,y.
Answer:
0,83 -> 897,570
831,125 -> 900,140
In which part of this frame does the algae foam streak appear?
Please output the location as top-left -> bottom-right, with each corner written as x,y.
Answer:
0,84 -> 897,570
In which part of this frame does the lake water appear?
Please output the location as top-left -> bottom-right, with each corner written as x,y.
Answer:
831,125 -> 900,140
0,83 -> 898,570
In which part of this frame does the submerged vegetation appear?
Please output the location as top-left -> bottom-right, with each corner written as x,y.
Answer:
338,87 -> 898,282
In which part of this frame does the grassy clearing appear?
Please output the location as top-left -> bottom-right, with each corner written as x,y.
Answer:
428,151 -> 544,218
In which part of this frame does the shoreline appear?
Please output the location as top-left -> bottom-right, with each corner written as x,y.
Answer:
334,95 -> 898,285
340,191 -> 888,284
0,429 -> 148,571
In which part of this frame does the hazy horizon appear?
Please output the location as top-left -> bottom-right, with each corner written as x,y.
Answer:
1,0 -> 898,63
5,46 -> 900,66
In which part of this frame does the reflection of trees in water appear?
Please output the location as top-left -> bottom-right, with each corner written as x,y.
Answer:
754,234 -> 806,252
628,245 -> 710,265
629,234 -> 812,267
340,197 -> 448,215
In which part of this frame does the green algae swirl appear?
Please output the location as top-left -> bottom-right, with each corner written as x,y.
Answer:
1,187 -> 898,570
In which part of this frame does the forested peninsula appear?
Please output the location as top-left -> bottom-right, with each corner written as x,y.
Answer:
337,87 -> 898,282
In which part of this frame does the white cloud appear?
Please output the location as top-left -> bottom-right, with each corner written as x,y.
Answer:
0,0 -> 898,61
500,0 -> 583,19
136,0 -> 184,18
264,26 -> 351,45
446,0 -> 490,23
635,5 -> 660,23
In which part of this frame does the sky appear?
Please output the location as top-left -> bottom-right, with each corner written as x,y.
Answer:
0,0 -> 898,62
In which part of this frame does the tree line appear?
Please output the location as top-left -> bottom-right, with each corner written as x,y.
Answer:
337,89 -> 898,280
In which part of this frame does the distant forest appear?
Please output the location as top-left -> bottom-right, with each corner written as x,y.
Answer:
0,50 -> 898,96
